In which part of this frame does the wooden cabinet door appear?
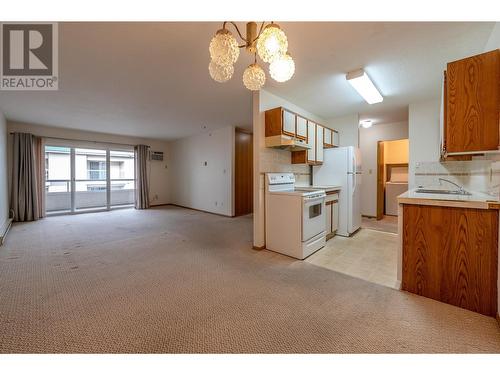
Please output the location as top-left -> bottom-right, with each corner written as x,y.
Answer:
324,127 -> 332,146
402,204 -> 498,317
316,124 -> 324,163
446,49 -> 500,153
325,203 -> 332,235
282,110 -> 296,137
296,116 -> 307,140
332,201 -> 339,233
307,122 -> 316,163
332,131 -> 339,147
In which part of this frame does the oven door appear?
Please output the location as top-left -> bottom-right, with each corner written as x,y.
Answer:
302,195 -> 326,242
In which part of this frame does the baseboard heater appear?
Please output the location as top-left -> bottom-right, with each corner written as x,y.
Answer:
0,218 -> 13,246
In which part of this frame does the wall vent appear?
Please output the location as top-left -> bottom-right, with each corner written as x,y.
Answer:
151,151 -> 164,161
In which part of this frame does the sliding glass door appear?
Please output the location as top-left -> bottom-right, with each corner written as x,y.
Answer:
110,150 -> 135,207
45,145 -> 135,215
75,148 -> 108,211
45,146 -> 72,214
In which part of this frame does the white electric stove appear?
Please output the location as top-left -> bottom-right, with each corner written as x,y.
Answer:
265,173 -> 326,259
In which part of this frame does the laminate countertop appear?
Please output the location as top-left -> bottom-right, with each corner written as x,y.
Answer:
398,188 -> 500,210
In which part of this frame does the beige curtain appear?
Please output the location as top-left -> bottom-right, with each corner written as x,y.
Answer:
35,137 -> 46,218
134,144 -> 150,209
11,133 -> 44,221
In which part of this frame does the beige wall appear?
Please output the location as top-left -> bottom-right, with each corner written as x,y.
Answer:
327,114 -> 359,147
168,126 -> 234,216
0,111 -> 9,234
359,121 -> 409,217
7,121 -> 171,206
384,139 -> 409,165
408,99 -> 441,189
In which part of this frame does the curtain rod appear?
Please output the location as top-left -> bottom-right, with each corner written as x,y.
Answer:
8,132 -> 151,148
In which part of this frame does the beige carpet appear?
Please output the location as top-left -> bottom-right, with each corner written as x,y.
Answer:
0,206 -> 499,353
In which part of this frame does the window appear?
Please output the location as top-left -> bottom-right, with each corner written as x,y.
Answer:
87,161 -> 106,180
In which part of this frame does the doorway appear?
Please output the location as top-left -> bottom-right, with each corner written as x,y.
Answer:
234,129 -> 253,216
375,138 -> 408,226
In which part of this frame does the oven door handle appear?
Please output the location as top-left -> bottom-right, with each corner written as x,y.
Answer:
303,195 -> 326,204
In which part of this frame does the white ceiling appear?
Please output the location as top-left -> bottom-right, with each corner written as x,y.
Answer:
266,22 -> 495,125
0,22 -> 495,139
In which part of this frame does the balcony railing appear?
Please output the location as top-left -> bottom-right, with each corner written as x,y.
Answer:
46,179 -> 135,213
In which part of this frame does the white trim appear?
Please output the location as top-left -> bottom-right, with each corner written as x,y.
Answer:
0,218 -> 13,246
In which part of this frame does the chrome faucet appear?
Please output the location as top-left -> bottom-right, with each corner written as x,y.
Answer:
438,178 -> 466,193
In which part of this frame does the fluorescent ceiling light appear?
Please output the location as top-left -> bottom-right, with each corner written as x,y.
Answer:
360,120 -> 373,129
346,69 -> 383,104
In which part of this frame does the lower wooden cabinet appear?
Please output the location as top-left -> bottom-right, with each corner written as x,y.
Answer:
325,192 -> 339,240
402,204 -> 498,317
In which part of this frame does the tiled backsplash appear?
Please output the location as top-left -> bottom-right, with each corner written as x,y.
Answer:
260,148 -> 310,185
414,160 -> 500,199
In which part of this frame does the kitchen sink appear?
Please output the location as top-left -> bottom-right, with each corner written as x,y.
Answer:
415,188 -> 472,196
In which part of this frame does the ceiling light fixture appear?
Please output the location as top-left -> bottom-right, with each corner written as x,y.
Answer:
359,120 -> 373,129
346,69 -> 383,104
208,22 -> 294,91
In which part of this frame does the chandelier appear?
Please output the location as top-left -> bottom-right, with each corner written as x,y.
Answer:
208,22 -> 295,91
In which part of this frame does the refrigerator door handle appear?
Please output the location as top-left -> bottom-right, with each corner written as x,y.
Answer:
352,170 -> 356,194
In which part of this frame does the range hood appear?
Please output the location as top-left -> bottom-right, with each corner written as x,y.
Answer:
265,135 -> 311,151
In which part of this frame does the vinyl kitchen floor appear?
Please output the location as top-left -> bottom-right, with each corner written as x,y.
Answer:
306,229 -> 399,289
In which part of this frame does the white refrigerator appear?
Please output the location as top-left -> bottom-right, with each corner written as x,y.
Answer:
313,146 -> 362,236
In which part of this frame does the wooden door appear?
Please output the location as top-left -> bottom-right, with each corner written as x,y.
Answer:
376,141 -> 385,220
234,130 -> 253,216
282,110 -> 296,137
446,49 -> 500,153
402,204 -> 498,317
307,122 -> 316,163
296,116 -> 307,140
316,124 -> 324,163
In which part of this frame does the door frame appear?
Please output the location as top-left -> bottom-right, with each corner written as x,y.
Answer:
376,141 -> 385,220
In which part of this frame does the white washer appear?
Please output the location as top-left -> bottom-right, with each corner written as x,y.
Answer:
265,173 -> 326,259
385,182 -> 408,216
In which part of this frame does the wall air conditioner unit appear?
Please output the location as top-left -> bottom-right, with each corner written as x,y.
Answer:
150,151 -> 164,161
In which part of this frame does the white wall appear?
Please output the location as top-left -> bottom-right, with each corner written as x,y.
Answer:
0,111 -> 9,234
359,121 -> 408,217
484,23 -> 500,51
327,114 -> 359,147
253,89 -> 326,247
169,126 -> 234,216
408,99 -> 441,189
7,121 -> 171,206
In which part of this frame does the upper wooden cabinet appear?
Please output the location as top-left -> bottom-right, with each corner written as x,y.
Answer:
444,49 -> 500,154
323,127 -> 339,148
316,124 -> 324,163
324,127 -> 333,148
265,107 -> 307,141
296,116 -> 308,139
332,130 -> 340,147
292,121 -> 325,165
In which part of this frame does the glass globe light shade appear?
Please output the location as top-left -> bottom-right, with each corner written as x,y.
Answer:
209,60 -> 234,83
209,29 -> 240,67
243,63 -> 266,91
269,53 -> 295,82
256,24 -> 288,63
